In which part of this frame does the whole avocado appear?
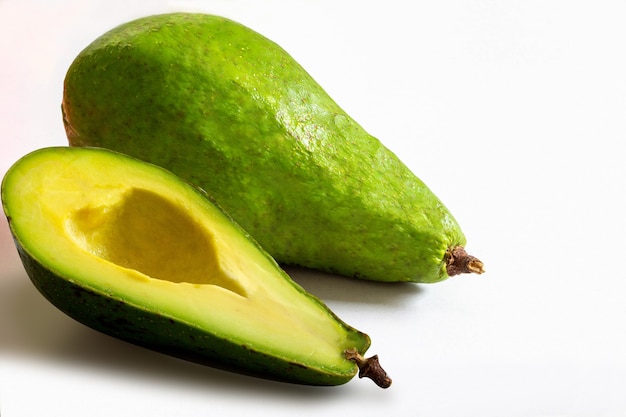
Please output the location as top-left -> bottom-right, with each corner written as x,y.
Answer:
62,13 -> 483,283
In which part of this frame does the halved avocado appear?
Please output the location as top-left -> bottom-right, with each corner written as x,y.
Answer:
1,147 -> 387,387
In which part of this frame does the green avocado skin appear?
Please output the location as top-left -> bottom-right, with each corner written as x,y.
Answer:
13,243 -> 356,386
63,13 -> 466,283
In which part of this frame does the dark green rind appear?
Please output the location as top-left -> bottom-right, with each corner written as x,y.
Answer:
63,13 -> 466,283
12,239 -> 362,386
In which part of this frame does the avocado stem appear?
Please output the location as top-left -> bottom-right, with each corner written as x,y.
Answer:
446,246 -> 485,276
345,348 -> 392,388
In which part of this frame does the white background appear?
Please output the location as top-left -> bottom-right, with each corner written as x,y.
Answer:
1,1 -> 625,416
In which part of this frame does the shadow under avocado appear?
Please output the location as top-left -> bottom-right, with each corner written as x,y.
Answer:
285,266 -> 423,305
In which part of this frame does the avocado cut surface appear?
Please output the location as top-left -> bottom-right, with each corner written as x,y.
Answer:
1,146 -> 379,386
62,13 -> 483,283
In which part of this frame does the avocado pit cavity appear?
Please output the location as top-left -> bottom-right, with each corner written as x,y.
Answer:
65,187 -> 247,296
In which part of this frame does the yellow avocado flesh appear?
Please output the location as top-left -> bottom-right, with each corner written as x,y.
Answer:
2,147 -> 369,384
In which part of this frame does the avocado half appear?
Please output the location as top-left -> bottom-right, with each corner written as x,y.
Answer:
1,147 -> 386,387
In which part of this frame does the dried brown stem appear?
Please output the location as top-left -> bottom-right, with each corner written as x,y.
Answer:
345,348 -> 392,388
445,246 -> 484,277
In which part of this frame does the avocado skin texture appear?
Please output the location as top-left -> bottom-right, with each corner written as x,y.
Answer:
16,246 -> 345,385
63,13 -> 467,283
1,147 -> 371,386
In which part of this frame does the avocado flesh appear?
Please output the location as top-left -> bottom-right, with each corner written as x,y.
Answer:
1,147 -> 370,385
62,13 -> 478,283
